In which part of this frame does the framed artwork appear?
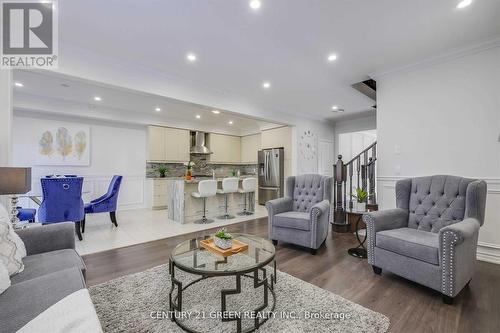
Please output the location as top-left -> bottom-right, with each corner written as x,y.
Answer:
35,123 -> 90,166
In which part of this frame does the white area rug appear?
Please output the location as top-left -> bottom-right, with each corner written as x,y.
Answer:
89,264 -> 390,333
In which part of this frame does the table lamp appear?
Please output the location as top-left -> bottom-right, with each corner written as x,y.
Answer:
0,167 -> 32,227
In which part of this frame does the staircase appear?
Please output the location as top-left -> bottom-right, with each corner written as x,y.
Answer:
332,141 -> 377,225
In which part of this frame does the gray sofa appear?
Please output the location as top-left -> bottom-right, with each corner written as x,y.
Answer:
266,174 -> 333,254
0,223 -> 100,332
363,175 -> 487,304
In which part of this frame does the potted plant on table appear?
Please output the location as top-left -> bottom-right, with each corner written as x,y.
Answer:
214,228 -> 233,249
351,187 -> 368,212
158,166 -> 168,178
184,161 -> 195,180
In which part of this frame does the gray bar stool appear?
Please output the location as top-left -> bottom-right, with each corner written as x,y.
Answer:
191,180 -> 217,224
238,177 -> 257,215
217,177 -> 239,219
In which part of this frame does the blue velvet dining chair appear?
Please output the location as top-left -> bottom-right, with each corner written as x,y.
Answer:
38,177 -> 85,240
17,207 -> 36,222
83,175 -> 123,233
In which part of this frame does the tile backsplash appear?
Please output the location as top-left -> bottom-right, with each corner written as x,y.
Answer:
146,154 -> 257,178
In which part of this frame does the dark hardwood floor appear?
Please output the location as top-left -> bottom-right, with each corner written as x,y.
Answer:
83,217 -> 500,333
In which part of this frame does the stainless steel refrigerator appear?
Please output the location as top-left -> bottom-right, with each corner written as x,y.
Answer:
258,148 -> 284,205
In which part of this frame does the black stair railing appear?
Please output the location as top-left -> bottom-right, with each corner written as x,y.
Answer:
332,141 -> 377,225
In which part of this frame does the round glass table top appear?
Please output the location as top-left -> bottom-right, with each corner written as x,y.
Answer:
170,234 -> 275,275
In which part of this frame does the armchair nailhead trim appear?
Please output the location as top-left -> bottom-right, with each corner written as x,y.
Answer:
441,231 -> 459,296
310,207 -> 321,248
363,214 -> 376,265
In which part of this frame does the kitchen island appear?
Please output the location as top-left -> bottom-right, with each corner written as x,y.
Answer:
165,176 -> 257,224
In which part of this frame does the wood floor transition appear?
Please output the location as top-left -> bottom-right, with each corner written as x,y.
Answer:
83,217 -> 500,333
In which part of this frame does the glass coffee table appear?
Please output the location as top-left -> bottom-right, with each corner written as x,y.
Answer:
169,234 -> 277,333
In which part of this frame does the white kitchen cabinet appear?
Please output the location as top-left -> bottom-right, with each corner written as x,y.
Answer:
147,126 -> 166,161
165,127 -> 190,162
240,133 -> 261,164
145,179 -> 168,210
261,126 -> 292,158
209,133 -> 241,163
261,126 -> 293,177
147,126 -> 190,162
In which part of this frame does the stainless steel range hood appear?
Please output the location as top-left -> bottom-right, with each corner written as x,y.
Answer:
190,131 -> 213,154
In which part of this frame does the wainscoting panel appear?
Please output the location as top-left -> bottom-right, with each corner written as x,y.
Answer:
18,174 -> 146,212
377,176 -> 500,265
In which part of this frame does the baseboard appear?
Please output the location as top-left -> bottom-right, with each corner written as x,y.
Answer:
477,242 -> 500,265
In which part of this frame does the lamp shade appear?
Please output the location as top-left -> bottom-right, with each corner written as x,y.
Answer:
0,167 -> 32,195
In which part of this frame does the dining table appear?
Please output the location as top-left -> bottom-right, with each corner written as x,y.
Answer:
17,191 -> 91,206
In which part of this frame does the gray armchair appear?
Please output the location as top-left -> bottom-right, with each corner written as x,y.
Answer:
266,174 -> 333,254
363,175 -> 487,304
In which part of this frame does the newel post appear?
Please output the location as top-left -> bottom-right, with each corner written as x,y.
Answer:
332,155 -> 346,225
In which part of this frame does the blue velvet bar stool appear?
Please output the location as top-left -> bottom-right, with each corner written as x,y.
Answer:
38,176 -> 85,240
17,207 -> 36,222
83,175 -> 123,233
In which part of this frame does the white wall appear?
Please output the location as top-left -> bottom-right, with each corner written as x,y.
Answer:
338,130 -> 377,162
12,113 -> 147,210
0,70 -> 13,209
0,70 -> 13,166
333,114 -> 377,158
294,119 -> 335,175
376,46 -> 500,263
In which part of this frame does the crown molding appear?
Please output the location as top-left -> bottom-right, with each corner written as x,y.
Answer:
370,36 -> 500,80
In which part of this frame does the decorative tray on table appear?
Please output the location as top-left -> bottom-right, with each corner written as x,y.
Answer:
200,239 -> 249,257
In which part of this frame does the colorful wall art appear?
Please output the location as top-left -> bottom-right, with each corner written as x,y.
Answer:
35,123 -> 90,166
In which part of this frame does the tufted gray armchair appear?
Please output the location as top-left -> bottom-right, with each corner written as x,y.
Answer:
266,174 -> 333,254
363,175 -> 487,304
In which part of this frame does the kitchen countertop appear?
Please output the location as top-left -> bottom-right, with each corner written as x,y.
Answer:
148,175 -> 257,183
186,175 -> 257,183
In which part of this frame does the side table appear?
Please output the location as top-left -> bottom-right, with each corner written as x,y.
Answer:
346,210 -> 367,259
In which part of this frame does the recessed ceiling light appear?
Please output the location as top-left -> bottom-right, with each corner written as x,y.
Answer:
211,110 -> 220,114
228,120 -> 234,125
327,53 -> 338,62
262,81 -> 271,89
332,108 -> 345,113
14,82 -> 23,87
187,53 -> 197,62
331,105 -> 339,110
196,115 -> 201,119
457,0 -> 472,9
93,96 -> 102,101
249,0 -> 261,10
155,107 -> 161,112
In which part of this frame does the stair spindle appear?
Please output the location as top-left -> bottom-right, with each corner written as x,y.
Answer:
349,163 -> 353,210
332,142 -> 377,229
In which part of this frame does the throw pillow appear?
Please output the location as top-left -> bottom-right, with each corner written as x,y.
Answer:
0,203 -> 27,258
0,261 -> 10,294
0,204 -> 25,276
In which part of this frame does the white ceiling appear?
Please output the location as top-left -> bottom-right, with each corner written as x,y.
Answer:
13,70 -> 282,136
20,0 -> 500,123
51,0 -> 500,121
